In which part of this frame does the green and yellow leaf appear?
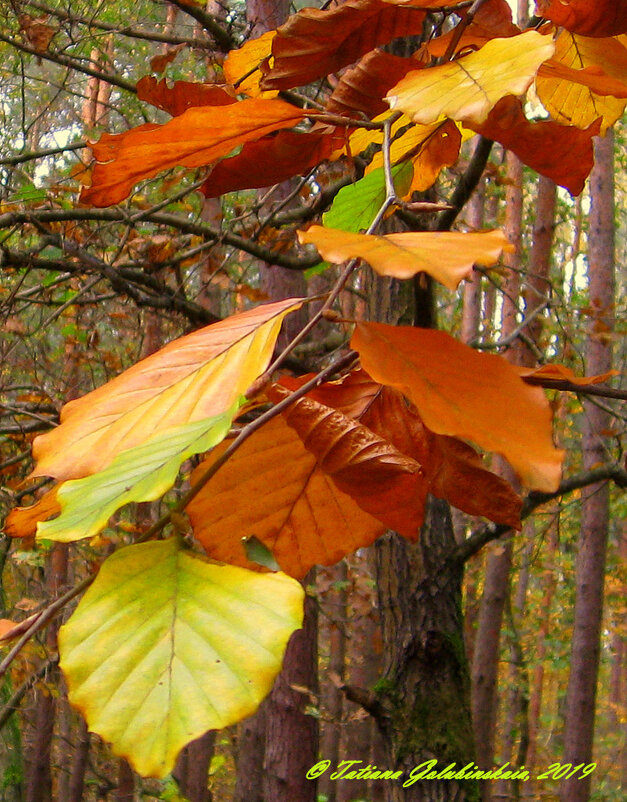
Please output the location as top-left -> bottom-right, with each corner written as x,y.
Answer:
60,538 -> 304,777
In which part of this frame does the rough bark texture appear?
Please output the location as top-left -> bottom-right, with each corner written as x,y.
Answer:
559,132 -> 615,802
262,576 -> 319,802
174,730 -> 216,802
234,703 -> 267,802
374,501 -> 478,802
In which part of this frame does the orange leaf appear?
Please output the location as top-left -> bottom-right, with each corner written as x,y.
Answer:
149,46 -> 183,74
202,130 -> 334,197
298,227 -> 513,290
80,98 -> 305,207
136,76 -> 236,117
387,31 -> 555,125
292,370 -> 522,529
535,0 -> 627,37
223,31 -> 277,97
426,0 -> 519,58
519,364 -> 620,386
260,0 -> 427,91
30,299 -> 303,482
535,32 -> 627,134
537,59 -> 627,98
4,486 -> 60,538
351,323 -> 564,491
468,95 -> 601,195
186,387 -> 427,578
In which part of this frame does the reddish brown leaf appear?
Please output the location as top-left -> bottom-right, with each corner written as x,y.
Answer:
351,323 -> 564,491
202,130 -> 334,197
187,387 -> 427,578
18,14 -> 56,53
260,0 -> 427,91
468,95 -> 601,195
136,76 -> 236,117
536,0 -> 627,37
149,46 -> 184,74
81,98 -> 305,207
289,371 -> 522,528
326,50 -> 420,119
426,0 -> 519,58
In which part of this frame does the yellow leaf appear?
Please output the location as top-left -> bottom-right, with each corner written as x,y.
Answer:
31,299 -> 303,482
298,226 -> 513,290
535,31 -> 627,134
386,31 -> 555,124
223,31 -> 278,98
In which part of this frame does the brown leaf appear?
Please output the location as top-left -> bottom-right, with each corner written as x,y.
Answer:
136,76 -> 236,117
468,95 -> 601,195
326,50 -> 420,119
291,370 -> 522,529
426,0 -> 519,58
260,0 -> 427,91
351,323 -> 564,491
80,98 -> 305,207
149,46 -> 184,74
535,0 -> 627,37
202,130 -> 334,197
18,14 -> 56,53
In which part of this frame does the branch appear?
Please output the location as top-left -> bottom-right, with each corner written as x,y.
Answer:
0,657 -> 57,731
0,33 -> 137,94
0,141 -> 86,167
449,463 -> 627,564
520,376 -> 627,401
26,1 -> 211,48
165,0 -> 235,51
436,135 -> 493,231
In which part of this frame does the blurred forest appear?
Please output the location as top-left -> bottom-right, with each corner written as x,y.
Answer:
0,1 -> 625,801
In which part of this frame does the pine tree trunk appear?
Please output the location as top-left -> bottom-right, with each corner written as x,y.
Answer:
559,131 -> 615,802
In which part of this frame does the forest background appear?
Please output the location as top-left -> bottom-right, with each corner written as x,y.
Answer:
0,1 -> 625,802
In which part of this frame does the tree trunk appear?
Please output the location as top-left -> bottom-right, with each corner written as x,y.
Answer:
174,730 -> 216,802
559,131 -> 615,802
374,500 -> 479,802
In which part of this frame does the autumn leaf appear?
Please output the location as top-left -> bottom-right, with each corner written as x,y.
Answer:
202,130 -> 334,197
260,0 -> 427,91
81,98 -> 306,206
31,298 -> 303,482
351,323 -> 564,491
519,364 -> 619,387
59,538 -> 303,777
468,96 -> 601,195
535,0 -> 627,37
136,76 -> 236,117
426,0 -> 519,58
289,370 -> 522,529
187,385 -> 428,578
325,50 -> 420,119
386,31 -> 555,125
535,32 -> 627,134
36,407 -> 237,543
4,486 -> 60,539
223,30 -> 277,97
298,227 -> 513,290
18,14 -> 56,53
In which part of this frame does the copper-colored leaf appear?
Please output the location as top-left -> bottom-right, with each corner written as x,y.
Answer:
537,59 -> 627,98
260,0 -> 427,91
149,47 -> 183,74
136,76 -> 236,117
519,364 -> 619,387
468,95 -> 601,195
298,227 -> 513,290
351,323 -> 564,491
326,50 -> 420,119
535,31 -> 627,134
426,0 -> 519,58
187,388 -> 427,578
202,130 -> 334,197
293,371 -> 522,529
18,14 -> 56,53
4,486 -> 60,539
81,99 -> 305,207
387,31 -> 555,125
536,0 -> 627,37
30,299 -> 303,482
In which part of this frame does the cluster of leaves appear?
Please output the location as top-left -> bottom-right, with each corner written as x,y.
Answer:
2,0 -> 626,779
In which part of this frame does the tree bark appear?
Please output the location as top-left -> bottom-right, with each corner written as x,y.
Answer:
559,131 -> 615,802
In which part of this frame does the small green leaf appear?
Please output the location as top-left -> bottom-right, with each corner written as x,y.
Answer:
59,537 -> 304,777
242,535 -> 280,571
322,162 -> 413,233
38,404 -> 240,543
